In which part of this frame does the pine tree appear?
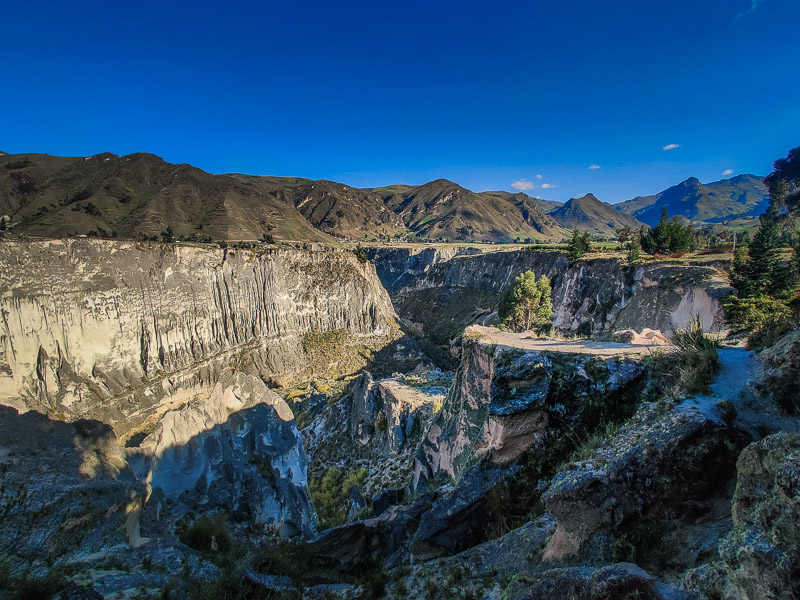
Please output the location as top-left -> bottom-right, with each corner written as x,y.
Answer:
581,231 -> 591,252
567,229 -> 582,261
640,209 -> 693,254
567,229 -> 589,261
627,236 -> 641,262
731,218 -> 794,298
615,226 -> 633,243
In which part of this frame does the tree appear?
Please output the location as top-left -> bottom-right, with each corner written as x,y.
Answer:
731,218 -> 795,298
615,226 -> 633,243
627,234 -> 641,262
498,271 -> 553,333
567,229 -> 589,261
581,230 -> 591,250
764,144 -> 800,217
0,216 -> 6,231
640,209 -> 694,254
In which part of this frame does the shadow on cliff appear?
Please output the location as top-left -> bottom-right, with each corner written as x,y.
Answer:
0,406 -> 143,576
363,329 -> 443,375
125,402 -> 316,540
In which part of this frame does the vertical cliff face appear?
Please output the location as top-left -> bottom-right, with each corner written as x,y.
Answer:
0,240 -> 399,440
370,248 -> 732,353
412,326 -> 651,495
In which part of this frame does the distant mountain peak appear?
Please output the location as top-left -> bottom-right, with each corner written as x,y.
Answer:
551,192 -> 644,237
615,173 -> 769,226
570,193 -> 601,203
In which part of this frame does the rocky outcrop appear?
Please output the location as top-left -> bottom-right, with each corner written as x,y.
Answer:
412,327 -> 650,494
129,370 -> 315,537
505,562 -> 704,600
370,248 -> 731,357
367,245 -> 483,292
542,401 -> 741,561
717,432 -> 800,600
305,370 -> 445,501
0,407 -> 146,576
757,329 -> 800,414
0,239 -> 399,440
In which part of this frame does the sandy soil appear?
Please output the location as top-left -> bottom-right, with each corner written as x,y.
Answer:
468,325 -> 669,357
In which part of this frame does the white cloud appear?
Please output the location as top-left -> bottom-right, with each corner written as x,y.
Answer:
663,143 -> 681,151
588,164 -> 601,170
734,0 -> 767,21
511,179 -> 536,191
721,168 -> 734,176
535,174 -> 543,179
540,183 -> 557,189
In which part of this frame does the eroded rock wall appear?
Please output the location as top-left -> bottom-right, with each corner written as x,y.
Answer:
412,327 -> 648,494
0,239 -> 399,440
371,248 -> 731,348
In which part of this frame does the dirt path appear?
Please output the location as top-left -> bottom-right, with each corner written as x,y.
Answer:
687,347 -> 800,436
468,325 -> 667,357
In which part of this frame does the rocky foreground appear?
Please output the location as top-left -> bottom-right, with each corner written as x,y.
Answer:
0,240 -> 797,599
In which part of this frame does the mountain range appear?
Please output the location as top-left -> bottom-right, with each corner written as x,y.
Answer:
614,174 -> 768,226
0,151 -> 769,243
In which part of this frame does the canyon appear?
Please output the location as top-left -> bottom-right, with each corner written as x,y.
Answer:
0,239 -> 797,600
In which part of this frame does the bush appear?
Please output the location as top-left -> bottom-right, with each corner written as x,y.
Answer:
4,159 -> 32,170
178,513 -> 232,555
309,466 -> 367,529
723,294 -> 791,333
672,316 -> 720,395
354,244 -> 368,263
254,539 -> 330,583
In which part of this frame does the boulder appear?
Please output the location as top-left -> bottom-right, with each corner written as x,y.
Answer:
506,562 -> 670,600
542,401 -> 740,560
718,432 -> 800,600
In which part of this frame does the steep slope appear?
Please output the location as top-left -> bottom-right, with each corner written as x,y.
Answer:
550,193 -> 646,237
615,174 -> 769,226
0,152 -> 570,243
0,239 -> 399,440
0,152 -> 334,242
378,179 -> 571,242
292,179 -> 405,240
483,190 -> 564,214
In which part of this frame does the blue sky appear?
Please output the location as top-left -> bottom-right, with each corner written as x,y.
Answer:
1,0 -> 798,203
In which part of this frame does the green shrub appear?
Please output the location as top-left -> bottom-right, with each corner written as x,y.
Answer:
354,244 -> 369,263
253,539 -> 330,584
724,294 -> 791,332
178,513 -> 232,555
309,466 -> 368,529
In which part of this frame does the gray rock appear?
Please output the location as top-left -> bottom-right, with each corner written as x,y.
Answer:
542,401 -> 740,560
129,370 -> 315,537
717,432 -> 800,600
0,239 -> 399,441
0,407 -> 145,575
411,465 -> 519,560
506,562 -> 662,600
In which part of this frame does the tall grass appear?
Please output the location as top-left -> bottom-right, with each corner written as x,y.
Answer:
672,316 -> 721,395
